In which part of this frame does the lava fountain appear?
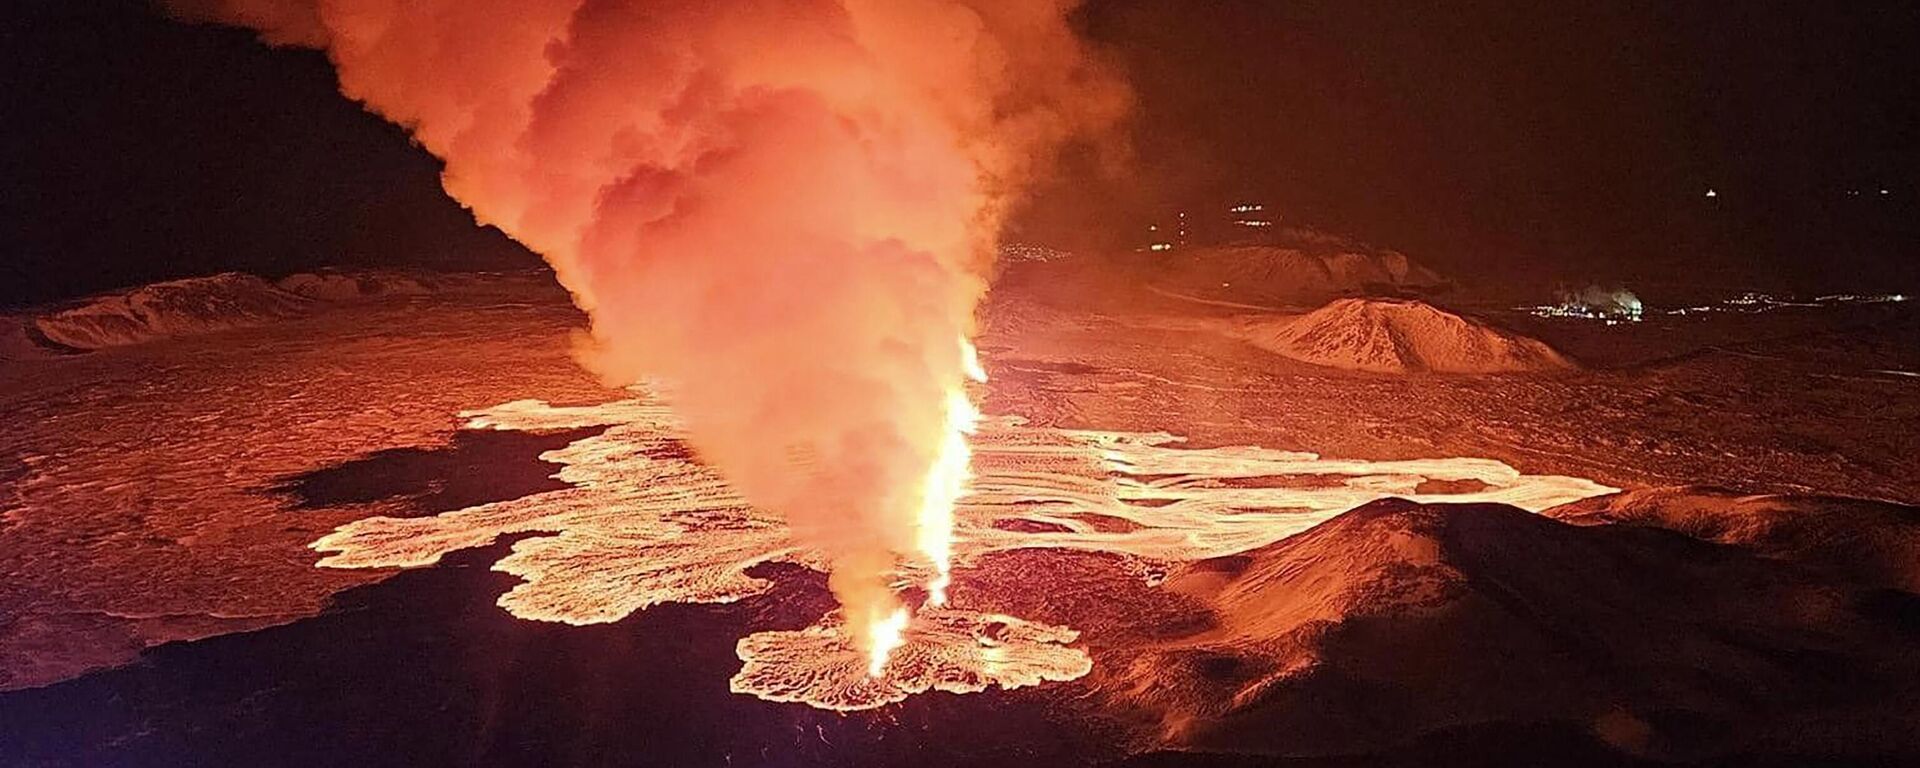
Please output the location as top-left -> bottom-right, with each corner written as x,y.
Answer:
168,0 -> 1127,667
869,338 -> 985,675
919,339 -> 988,608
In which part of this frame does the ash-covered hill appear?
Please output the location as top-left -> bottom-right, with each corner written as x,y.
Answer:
1113,496 -> 1920,763
1226,298 -> 1575,373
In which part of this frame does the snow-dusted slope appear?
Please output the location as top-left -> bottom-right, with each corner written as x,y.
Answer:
995,234 -> 1448,316
1151,243 -> 1447,305
275,270 -> 438,300
1547,486 -> 1920,593
1232,298 -> 1574,373
29,273 -> 313,351
0,318 -> 51,362
0,270 -> 526,359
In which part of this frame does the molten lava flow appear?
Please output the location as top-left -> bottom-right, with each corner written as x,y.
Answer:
168,0 -> 1128,664
735,607 -> 1091,711
309,393 -> 1619,710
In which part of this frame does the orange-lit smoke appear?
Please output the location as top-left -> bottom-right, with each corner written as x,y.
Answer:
168,0 -> 1127,658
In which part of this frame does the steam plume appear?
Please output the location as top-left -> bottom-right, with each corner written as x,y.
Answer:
169,0 -> 1127,646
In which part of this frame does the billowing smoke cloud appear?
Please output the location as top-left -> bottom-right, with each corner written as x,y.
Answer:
169,0 -> 1127,644
1556,284 -> 1644,316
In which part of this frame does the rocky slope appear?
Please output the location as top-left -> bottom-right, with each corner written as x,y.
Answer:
1114,495 -> 1920,762
1547,485 -> 1920,593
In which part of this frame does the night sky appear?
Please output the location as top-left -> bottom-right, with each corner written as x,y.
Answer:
1060,0 -> 1920,290
4,0 -> 1916,306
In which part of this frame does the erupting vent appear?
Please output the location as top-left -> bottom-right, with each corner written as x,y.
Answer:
310,392 -> 1615,710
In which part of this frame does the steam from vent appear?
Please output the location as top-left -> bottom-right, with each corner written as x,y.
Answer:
1556,285 -> 1644,316
168,0 -> 1127,655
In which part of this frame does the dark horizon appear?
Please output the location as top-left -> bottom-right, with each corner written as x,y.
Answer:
1044,0 -> 1919,291
4,0 -> 1916,306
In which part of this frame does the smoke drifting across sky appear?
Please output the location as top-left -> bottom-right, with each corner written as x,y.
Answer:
167,0 -> 1126,645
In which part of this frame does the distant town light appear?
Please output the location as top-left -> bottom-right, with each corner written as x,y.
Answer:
998,242 -> 1072,263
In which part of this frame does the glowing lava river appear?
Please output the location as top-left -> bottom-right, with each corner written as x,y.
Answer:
309,390 -> 1616,711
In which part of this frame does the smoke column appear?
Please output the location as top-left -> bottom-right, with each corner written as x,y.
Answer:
168,0 -> 1127,651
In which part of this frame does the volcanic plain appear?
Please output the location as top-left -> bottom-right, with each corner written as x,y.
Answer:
3,255 -> 1918,766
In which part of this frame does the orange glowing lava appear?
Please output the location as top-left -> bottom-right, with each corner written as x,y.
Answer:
309,391 -> 1617,710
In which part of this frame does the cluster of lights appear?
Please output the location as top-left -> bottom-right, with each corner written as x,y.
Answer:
1138,202 -> 1277,250
1710,187 -> 1898,199
1817,292 -> 1908,303
997,242 -> 1072,263
1524,287 -> 1645,325
1525,302 -> 1644,326
1530,290 -> 1911,325
1669,292 -> 1909,316
1142,214 -> 1185,252
1228,202 -> 1273,229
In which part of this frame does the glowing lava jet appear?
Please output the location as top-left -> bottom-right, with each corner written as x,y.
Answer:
168,0 -> 1127,670
870,339 -> 986,676
918,340 -> 989,609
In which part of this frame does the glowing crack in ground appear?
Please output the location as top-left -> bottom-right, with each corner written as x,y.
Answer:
310,393 -> 1616,710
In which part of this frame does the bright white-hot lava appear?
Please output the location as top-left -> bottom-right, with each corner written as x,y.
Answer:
917,340 -> 988,609
866,607 -> 910,678
869,338 -> 986,674
308,392 -> 1618,710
